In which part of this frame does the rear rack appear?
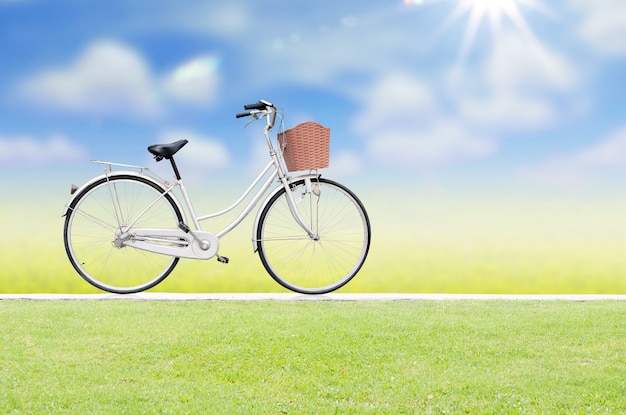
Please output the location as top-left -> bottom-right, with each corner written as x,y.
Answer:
91,160 -> 149,171
90,160 -> 171,186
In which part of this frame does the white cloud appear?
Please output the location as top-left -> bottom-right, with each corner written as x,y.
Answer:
158,130 -> 230,171
193,5 -> 250,36
366,122 -> 495,168
249,11 -> 425,92
19,40 -> 161,117
456,32 -> 579,130
0,134 -> 88,166
328,151 -> 363,177
352,74 -> 495,168
459,92 -> 554,130
521,126 -> 626,186
353,74 -> 436,129
571,0 -> 626,56
146,130 -> 230,184
154,4 -> 251,37
18,40 -> 222,117
161,55 -> 220,106
348,29 -> 582,170
485,34 -> 577,92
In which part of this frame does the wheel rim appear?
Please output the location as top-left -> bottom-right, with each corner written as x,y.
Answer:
258,179 -> 370,294
65,177 -> 181,293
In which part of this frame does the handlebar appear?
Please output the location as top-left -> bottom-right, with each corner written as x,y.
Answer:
236,100 -> 274,118
235,100 -> 278,130
244,101 -> 271,111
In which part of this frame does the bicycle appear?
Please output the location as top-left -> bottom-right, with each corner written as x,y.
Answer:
62,100 -> 371,294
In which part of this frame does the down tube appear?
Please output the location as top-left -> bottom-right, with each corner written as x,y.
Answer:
215,169 -> 279,239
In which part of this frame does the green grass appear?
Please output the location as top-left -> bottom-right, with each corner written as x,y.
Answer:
1,300 -> 625,414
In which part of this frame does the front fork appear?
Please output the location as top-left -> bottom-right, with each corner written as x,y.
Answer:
252,123 -> 321,249
280,176 -> 320,241
266,131 -> 320,241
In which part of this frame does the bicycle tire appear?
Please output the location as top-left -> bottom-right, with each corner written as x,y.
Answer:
63,174 -> 183,294
256,177 -> 370,294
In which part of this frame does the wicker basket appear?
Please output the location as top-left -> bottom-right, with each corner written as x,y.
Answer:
278,122 -> 330,172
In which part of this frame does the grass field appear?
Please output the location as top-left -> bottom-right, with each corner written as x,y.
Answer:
1,300 -> 624,414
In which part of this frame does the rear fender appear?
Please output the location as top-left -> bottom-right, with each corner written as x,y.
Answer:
61,171 -> 176,217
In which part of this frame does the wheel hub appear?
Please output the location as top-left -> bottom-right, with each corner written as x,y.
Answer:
113,226 -> 131,248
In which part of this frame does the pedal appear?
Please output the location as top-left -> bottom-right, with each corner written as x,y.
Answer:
217,255 -> 229,264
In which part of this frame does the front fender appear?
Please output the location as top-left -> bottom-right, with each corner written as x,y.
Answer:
61,170 -> 173,217
251,173 -> 321,252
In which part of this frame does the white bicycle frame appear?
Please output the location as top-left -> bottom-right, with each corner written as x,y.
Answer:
63,108 -> 321,261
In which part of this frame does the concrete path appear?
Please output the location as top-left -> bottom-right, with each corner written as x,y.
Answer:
1,293 -> 625,301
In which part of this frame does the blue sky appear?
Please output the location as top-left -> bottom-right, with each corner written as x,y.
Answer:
1,0 -> 626,192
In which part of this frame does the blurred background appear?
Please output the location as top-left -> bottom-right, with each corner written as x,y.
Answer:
1,0 -> 626,293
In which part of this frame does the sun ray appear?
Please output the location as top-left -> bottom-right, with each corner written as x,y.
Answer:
414,0 -> 556,67
458,0 -> 490,62
500,0 -> 545,48
428,1 -> 474,49
517,0 -> 558,20
485,1 -> 505,34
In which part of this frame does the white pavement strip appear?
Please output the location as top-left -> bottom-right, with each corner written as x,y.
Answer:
0,293 -> 625,301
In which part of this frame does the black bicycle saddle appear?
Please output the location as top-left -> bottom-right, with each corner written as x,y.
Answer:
147,140 -> 189,160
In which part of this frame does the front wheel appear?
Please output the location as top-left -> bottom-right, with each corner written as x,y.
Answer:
257,178 -> 371,294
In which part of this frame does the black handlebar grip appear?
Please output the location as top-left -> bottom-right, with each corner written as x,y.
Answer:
244,102 -> 268,111
236,111 -> 252,118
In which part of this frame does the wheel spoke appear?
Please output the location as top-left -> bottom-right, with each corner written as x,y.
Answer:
257,178 -> 370,294
64,175 -> 182,293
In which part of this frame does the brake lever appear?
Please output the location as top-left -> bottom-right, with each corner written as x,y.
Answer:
244,111 -> 262,128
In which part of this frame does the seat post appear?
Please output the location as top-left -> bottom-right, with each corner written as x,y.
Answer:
169,157 -> 182,180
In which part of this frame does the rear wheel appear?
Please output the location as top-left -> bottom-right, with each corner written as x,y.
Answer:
257,178 -> 370,294
63,175 -> 183,293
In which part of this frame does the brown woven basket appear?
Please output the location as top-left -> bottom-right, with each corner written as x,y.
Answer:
278,121 -> 330,172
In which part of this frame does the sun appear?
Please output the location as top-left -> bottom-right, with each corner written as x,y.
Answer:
469,0 -> 510,14
457,0 -> 524,59
417,0 -> 555,63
